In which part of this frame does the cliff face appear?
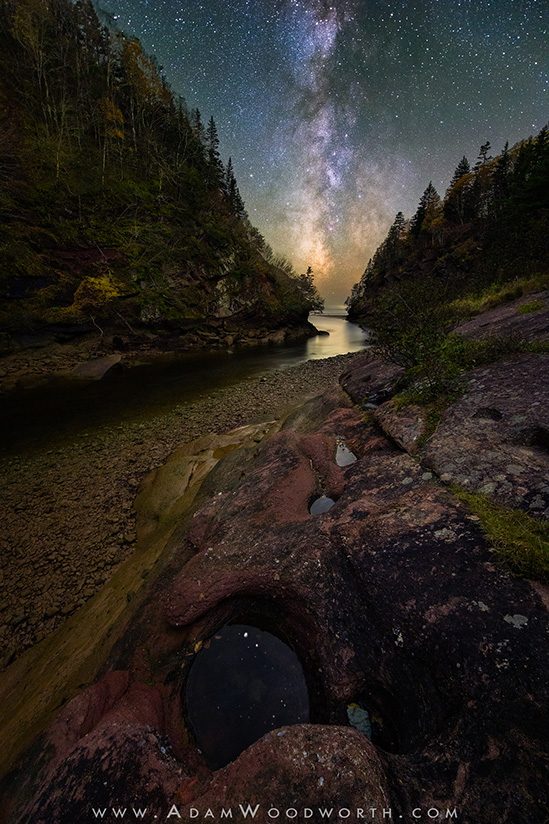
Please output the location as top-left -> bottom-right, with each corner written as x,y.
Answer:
0,1 -> 311,354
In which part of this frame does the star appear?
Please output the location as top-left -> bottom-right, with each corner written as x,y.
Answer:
103,0 -> 547,303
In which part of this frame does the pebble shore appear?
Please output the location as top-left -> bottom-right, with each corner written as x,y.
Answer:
0,352 -> 359,669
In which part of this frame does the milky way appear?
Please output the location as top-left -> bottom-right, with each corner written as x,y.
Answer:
102,0 -> 547,303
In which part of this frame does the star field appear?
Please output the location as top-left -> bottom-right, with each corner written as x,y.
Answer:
103,0 -> 547,302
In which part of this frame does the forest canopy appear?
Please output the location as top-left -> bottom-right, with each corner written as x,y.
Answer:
0,0 -> 321,343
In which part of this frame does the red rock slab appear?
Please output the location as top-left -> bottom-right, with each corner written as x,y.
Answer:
180,724 -> 390,821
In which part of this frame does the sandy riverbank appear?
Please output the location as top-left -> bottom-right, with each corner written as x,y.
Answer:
0,352 -> 360,669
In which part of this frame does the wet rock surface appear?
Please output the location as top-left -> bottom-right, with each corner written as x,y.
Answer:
5,366 -> 548,823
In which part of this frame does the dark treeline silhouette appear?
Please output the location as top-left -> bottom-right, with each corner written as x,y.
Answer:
347,128 -> 549,318
0,0 -> 318,340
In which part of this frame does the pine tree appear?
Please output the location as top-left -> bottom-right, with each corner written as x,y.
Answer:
233,184 -> 246,218
385,211 -> 406,259
522,125 -> 549,208
191,108 -> 206,162
492,141 -> 510,210
474,140 -> 492,169
225,156 -> 246,217
463,172 -> 482,220
226,156 -> 237,201
411,182 -> 441,236
191,108 -> 204,138
444,157 -> 472,223
449,156 -> 470,186
206,116 -> 224,187
297,266 -> 324,312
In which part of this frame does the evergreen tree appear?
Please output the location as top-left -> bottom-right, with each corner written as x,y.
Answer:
190,108 -> 206,163
206,116 -> 224,187
449,156 -> 470,186
492,141 -> 510,210
297,266 -> 324,312
521,125 -> 549,208
225,156 -> 246,218
226,156 -> 237,202
444,157 -> 472,223
233,185 -> 246,218
385,211 -> 406,260
474,140 -> 492,169
191,108 -> 203,137
411,182 -> 441,236
463,172 -> 482,220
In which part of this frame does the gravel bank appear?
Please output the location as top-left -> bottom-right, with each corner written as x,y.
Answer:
0,352 -> 360,669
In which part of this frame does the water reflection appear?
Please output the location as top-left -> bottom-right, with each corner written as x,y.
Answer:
0,313 -> 367,454
185,624 -> 309,769
306,311 -> 367,360
309,495 -> 336,515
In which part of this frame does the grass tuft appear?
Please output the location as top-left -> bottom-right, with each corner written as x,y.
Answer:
448,274 -> 548,319
452,488 -> 549,582
517,299 -> 545,315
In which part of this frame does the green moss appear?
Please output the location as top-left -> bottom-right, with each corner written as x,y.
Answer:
517,298 -> 545,314
452,488 -> 549,582
448,274 -> 548,320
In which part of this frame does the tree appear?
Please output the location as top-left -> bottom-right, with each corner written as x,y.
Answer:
225,156 -> 246,218
444,157 -> 472,223
385,211 -> 406,259
411,182 -> 441,236
449,156 -> 470,186
388,210 -> 406,239
297,266 -> 324,312
206,115 -> 224,187
474,140 -> 492,169
492,141 -> 510,210
521,125 -> 549,209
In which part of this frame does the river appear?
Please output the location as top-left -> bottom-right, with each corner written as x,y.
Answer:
0,313 -> 367,455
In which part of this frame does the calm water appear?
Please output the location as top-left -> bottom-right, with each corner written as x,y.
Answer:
0,313 -> 367,454
185,624 -> 309,769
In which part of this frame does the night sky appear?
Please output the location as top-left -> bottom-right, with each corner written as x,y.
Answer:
102,0 -> 547,304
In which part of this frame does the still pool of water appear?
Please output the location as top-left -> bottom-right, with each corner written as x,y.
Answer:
185,624 -> 310,769
309,495 -> 336,515
0,314 -> 367,454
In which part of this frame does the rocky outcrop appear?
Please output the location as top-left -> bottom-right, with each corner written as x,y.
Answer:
4,353 -> 548,823
0,316 -> 318,394
455,290 -> 549,341
423,353 -> 549,515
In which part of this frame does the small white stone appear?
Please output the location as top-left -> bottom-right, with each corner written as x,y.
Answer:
503,614 -> 528,629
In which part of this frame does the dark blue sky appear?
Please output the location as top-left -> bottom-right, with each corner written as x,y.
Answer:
101,0 -> 547,301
